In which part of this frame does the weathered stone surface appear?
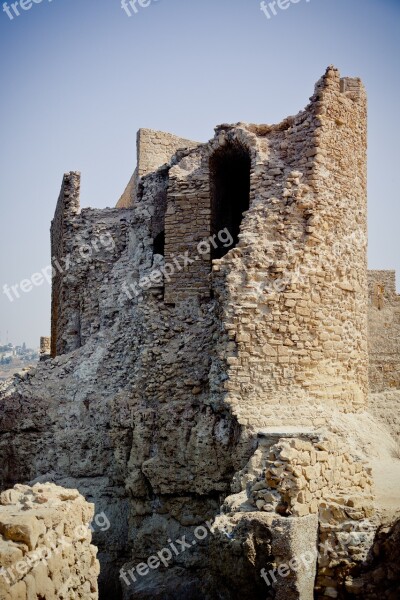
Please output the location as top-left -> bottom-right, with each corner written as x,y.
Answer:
0,67 -> 399,599
116,129 -> 200,209
0,484 -> 99,599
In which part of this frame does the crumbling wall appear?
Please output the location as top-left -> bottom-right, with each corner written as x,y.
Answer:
116,129 -> 199,208
161,68 -> 368,423
0,68 -> 393,600
50,172 -> 81,357
136,129 -> 199,178
164,146 -> 212,302
0,154 -> 248,598
0,483 -> 99,599
368,270 -> 400,392
210,429 -> 376,600
51,172 -> 132,356
211,67 -> 368,425
53,69 -> 369,415
344,519 -> 400,599
39,337 -> 51,361
367,270 -> 400,440
252,434 -> 374,518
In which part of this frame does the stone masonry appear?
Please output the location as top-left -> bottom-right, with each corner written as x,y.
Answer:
39,337 -> 51,362
53,66 -> 369,422
1,66 -> 399,600
368,270 -> 400,441
0,484 -> 99,600
368,270 -> 400,393
116,129 -> 199,209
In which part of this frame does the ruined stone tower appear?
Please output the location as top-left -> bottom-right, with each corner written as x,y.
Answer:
51,67 -> 368,421
1,67 -> 399,600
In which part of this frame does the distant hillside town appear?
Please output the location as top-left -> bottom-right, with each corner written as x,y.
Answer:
0,342 -> 39,381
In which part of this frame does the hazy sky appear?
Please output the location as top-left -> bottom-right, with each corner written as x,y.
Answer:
0,0 -> 399,348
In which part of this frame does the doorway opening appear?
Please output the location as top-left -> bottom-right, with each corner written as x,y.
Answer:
209,142 -> 251,259
153,231 -> 165,256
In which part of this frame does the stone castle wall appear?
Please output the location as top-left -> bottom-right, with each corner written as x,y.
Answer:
136,129 -> 200,179
116,129 -> 200,209
39,337 -> 51,361
52,68 -> 368,421
117,67 -> 369,424
212,68 -> 368,424
1,67 -> 398,600
51,173 -> 132,356
215,428 -> 377,600
50,172 -> 81,357
368,270 -> 400,392
164,144 -> 212,302
367,270 -> 400,440
0,484 -> 99,600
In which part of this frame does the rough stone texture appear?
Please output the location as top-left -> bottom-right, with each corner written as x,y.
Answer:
0,484 -> 99,599
214,428 -> 377,600
344,520 -> 400,599
39,337 -> 51,362
368,271 -> 400,443
116,129 -> 200,209
207,512 -> 319,600
0,67 -> 399,599
368,270 -> 400,393
212,69 -> 368,424
252,432 -> 374,518
51,178 -> 132,357
56,66 -> 370,422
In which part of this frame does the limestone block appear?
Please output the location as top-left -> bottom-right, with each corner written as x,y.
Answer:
0,516 -> 45,552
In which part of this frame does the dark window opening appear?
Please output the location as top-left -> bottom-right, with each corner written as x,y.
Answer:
153,231 -> 165,256
210,142 -> 251,259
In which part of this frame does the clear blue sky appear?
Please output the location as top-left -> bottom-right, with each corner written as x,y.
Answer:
0,0 -> 399,347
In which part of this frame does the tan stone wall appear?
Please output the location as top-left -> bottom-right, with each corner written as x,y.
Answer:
20,67 -> 379,598
368,390 -> 400,441
368,270 -> 400,392
164,147 -> 212,303
116,168 -> 138,209
160,68 -> 368,420
367,271 -> 400,440
136,129 -> 199,178
54,70 -> 369,419
116,129 -> 199,209
251,435 -> 374,518
220,429 -> 377,600
40,337 -> 50,355
0,484 -> 99,599
39,337 -> 51,362
253,432 -> 382,600
212,67 -> 368,423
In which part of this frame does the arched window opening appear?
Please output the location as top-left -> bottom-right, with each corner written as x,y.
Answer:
153,231 -> 165,256
209,142 -> 251,259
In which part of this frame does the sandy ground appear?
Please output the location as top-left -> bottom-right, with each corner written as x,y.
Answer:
327,410 -> 400,524
370,458 -> 400,524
